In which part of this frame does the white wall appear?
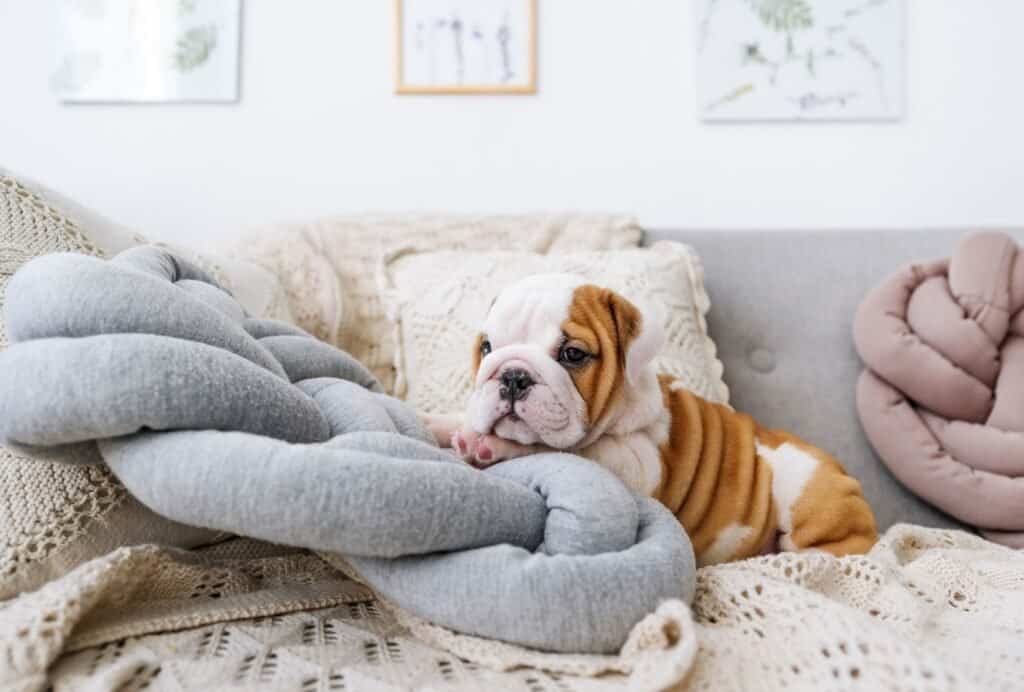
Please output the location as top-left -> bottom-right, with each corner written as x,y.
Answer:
1,1 -> 1022,245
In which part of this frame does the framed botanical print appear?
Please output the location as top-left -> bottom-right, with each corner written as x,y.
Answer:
395,0 -> 537,94
695,0 -> 905,121
54,0 -> 241,103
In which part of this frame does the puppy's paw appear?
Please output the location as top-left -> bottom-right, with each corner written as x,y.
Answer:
450,429 -> 494,467
450,429 -> 531,468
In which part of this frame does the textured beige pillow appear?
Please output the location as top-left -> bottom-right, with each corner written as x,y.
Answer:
379,241 -> 729,416
225,214 -> 643,392
0,170 -> 265,598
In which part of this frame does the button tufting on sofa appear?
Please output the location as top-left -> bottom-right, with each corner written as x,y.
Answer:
747,347 -> 777,374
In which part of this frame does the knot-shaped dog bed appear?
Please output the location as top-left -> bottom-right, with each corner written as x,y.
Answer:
0,247 -> 695,653
855,231 -> 1024,548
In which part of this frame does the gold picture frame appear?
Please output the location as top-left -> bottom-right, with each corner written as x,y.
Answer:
394,0 -> 537,95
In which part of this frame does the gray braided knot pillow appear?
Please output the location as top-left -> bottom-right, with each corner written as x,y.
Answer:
0,247 -> 695,653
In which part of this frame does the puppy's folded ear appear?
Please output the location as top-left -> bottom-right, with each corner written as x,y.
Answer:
608,292 -> 665,385
472,333 -> 485,375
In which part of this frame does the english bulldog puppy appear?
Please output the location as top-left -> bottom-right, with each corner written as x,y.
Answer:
431,273 -> 878,566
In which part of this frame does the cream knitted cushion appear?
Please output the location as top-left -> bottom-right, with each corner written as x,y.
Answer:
0,170 -> 289,599
226,214 -> 643,393
378,241 -> 729,416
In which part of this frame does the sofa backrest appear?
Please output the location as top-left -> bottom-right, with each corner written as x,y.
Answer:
647,228 -> 1023,531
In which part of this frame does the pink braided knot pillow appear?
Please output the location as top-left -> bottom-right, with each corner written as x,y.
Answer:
855,231 -> 1024,548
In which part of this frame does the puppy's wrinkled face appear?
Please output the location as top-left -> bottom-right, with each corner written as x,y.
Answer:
466,273 -> 663,449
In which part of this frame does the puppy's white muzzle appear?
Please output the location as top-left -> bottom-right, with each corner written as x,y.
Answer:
467,345 -> 588,448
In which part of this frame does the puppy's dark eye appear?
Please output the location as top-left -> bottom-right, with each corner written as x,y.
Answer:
480,339 -> 492,356
558,346 -> 589,366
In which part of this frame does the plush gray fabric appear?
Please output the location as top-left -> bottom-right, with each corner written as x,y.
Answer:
348,488 -> 689,653
99,430 -> 548,558
265,336 -> 384,393
0,335 -> 331,448
0,246 -> 695,654
6,252 -> 287,378
646,228 -> 1024,532
487,455 -> 639,555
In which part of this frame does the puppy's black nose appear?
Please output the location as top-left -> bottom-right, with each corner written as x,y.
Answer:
499,368 -> 534,401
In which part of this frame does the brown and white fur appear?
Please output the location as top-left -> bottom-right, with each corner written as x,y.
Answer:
428,273 -> 878,566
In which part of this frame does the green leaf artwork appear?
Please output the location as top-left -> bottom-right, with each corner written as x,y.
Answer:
746,0 -> 813,33
55,0 -> 240,102
696,0 -> 904,120
174,24 -> 218,72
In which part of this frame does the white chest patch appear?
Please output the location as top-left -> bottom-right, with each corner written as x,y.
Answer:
701,523 -> 756,567
583,432 -> 664,496
756,440 -> 819,551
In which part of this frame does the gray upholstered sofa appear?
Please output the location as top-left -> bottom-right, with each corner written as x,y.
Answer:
650,229 -> 1022,533
5,177 -> 1021,690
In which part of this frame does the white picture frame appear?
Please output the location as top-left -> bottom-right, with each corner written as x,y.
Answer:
54,0 -> 241,103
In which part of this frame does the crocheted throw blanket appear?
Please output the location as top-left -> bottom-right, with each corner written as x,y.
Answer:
855,231 -> 1024,548
2,524 -> 1021,691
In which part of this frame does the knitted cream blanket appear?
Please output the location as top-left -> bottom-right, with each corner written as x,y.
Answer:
2,524 -> 1021,691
